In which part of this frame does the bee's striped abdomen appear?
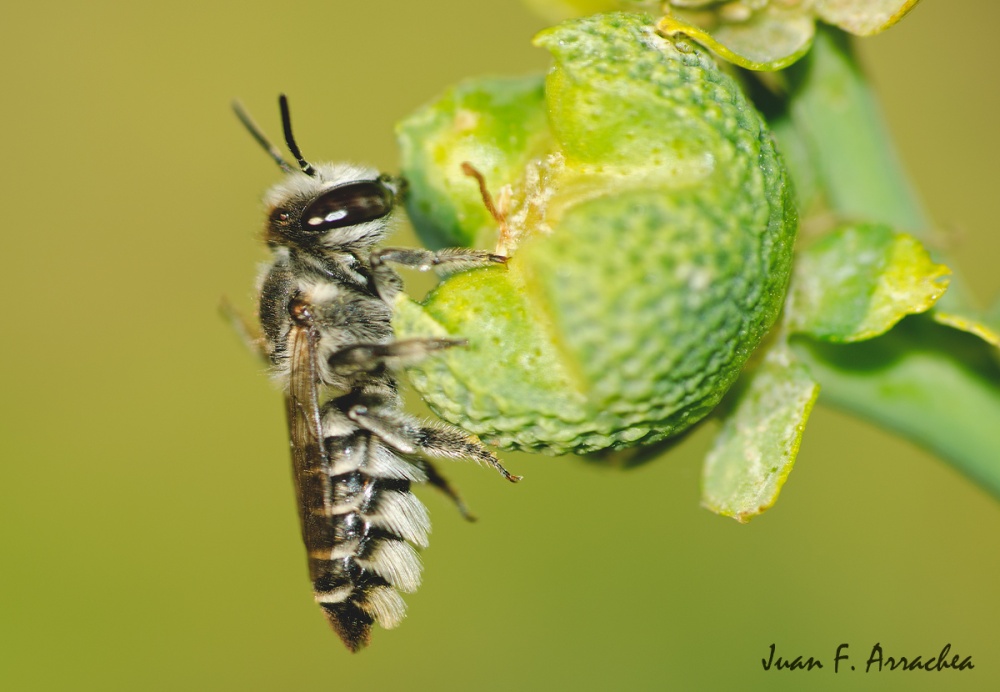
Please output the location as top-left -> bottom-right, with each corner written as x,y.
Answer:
300,425 -> 429,651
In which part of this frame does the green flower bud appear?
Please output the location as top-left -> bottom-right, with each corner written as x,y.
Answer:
395,13 -> 796,455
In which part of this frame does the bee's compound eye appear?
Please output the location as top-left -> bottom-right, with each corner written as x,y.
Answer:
301,181 -> 393,232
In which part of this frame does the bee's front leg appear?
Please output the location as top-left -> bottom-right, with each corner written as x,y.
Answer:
372,247 -> 507,273
327,338 -> 467,376
369,247 -> 506,302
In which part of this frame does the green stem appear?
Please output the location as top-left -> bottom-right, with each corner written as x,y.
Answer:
773,25 -> 1000,498
792,318 -> 1000,498
782,25 -> 931,234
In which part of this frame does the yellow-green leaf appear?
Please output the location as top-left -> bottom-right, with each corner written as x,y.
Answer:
786,223 -> 950,342
657,12 -> 814,71
814,0 -> 922,37
932,310 -> 1000,349
702,342 -> 819,523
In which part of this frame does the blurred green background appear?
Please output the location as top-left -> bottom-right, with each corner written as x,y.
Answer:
2,1 -> 998,690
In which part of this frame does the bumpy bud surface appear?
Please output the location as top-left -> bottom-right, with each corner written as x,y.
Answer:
395,13 -> 796,454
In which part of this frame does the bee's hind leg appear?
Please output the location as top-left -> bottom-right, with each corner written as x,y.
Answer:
411,424 -> 522,484
410,458 -> 477,522
346,404 -> 522,485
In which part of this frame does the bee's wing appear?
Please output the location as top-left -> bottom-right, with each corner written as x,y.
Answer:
285,320 -> 375,651
285,322 -> 330,536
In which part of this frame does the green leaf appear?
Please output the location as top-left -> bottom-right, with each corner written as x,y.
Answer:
658,11 -> 814,71
786,223 -> 950,342
932,309 -> 1000,349
702,341 -> 819,523
814,0 -> 922,36
930,276 -> 1000,349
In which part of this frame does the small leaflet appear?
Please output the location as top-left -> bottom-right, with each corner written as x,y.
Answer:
785,223 -> 950,342
814,0 -> 922,37
932,290 -> 1000,350
658,12 -> 814,72
702,342 -> 819,523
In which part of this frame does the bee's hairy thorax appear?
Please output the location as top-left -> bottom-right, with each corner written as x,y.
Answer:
259,235 -> 424,649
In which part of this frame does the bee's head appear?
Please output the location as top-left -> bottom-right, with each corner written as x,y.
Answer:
235,95 -> 402,252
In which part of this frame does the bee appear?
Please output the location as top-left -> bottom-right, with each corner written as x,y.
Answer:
233,95 -> 521,651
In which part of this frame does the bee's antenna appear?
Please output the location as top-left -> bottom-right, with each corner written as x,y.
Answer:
279,94 -> 317,177
232,99 -> 295,174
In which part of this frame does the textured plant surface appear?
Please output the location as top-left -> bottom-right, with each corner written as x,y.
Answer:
396,14 -> 795,455
395,6 -> 1000,521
